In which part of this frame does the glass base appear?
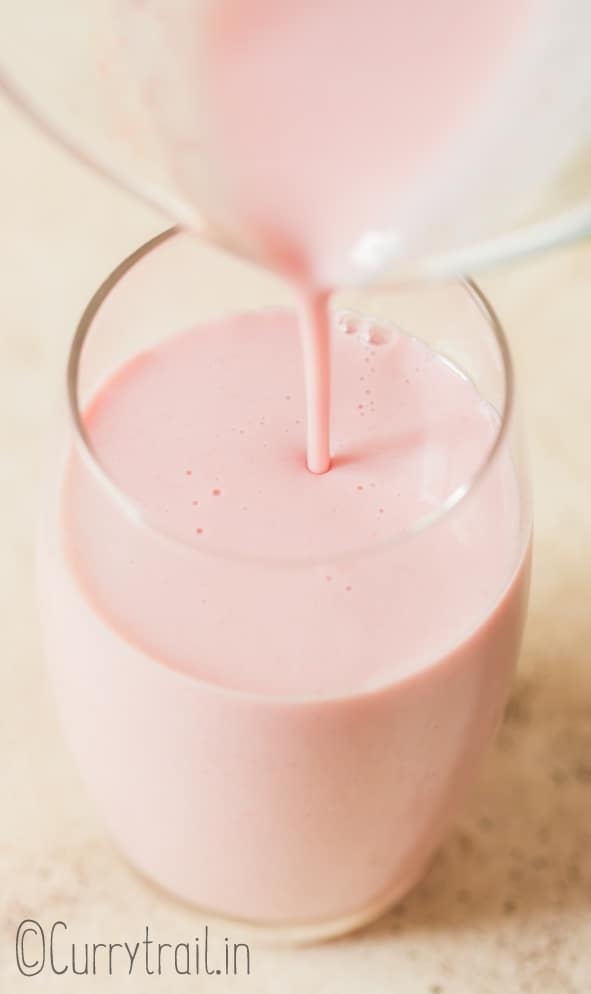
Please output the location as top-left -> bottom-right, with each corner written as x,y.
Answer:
128,852 -> 432,946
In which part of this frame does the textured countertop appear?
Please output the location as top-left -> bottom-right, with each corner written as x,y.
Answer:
1,89 -> 591,993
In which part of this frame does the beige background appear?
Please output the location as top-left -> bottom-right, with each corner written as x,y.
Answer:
1,86 -> 590,992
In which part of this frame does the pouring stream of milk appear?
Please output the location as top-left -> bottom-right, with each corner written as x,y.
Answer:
120,0 -> 545,472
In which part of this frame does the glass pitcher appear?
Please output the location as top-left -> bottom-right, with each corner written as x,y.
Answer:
1,0 -> 590,286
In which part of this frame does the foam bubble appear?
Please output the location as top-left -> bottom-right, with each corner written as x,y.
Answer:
361,323 -> 394,346
336,310 -> 359,337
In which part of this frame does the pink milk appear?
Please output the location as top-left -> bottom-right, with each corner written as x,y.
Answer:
40,300 -> 530,930
124,0 -> 536,283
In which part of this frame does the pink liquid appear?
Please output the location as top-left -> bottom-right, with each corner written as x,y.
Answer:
69,312 -> 520,696
39,307 -> 530,923
199,0 -> 533,284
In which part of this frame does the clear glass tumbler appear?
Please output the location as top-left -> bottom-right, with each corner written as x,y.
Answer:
38,229 -> 532,942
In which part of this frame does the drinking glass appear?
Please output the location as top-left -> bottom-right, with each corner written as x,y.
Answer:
38,229 -> 532,942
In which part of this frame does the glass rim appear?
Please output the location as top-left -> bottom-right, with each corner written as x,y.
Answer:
66,226 -> 516,567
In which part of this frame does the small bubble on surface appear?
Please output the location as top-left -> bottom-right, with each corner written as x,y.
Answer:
337,310 -> 358,336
